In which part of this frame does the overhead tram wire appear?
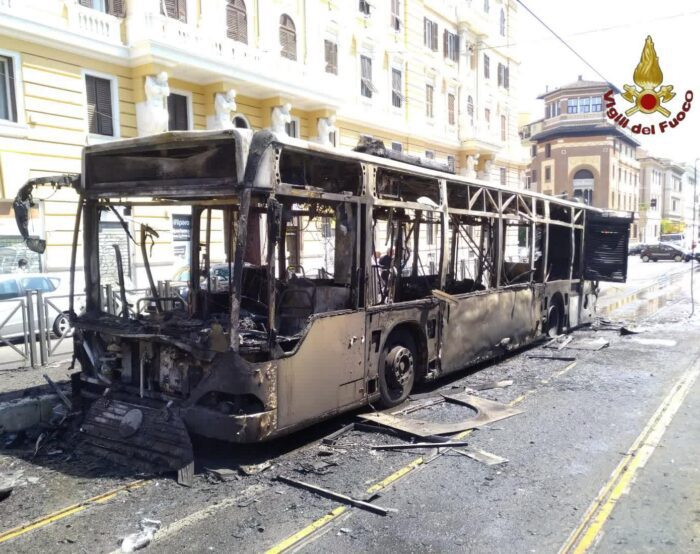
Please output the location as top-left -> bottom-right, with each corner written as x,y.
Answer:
514,0 -> 614,85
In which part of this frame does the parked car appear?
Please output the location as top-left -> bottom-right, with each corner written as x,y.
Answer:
0,273 -> 76,340
639,243 -> 686,263
628,243 -> 647,255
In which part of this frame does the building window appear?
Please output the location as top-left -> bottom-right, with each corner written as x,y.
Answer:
424,18 -> 438,51
78,0 -> 126,16
425,84 -> 434,118
167,93 -> 189,131
579,97 -> 590,113
500,114 -> 506,141
545,143 -> 551,157
391,68 -> 404,108
545,166 -> 551,182
359,0 -> 371,16
531,144 -> 537,157
484,108 -> 491,126
483,54 -> 490,78
285,117 -> 299,138
279,14 -> 297,60
391,141 -> 403,152
497,63 -> 505,87
226,0 -> 247,43
0,55 -> 18,123
499,8 -> 506,36
532,169 -> 537,183
425,150 -> 435,159
391,0 -> 401,31
447,93 -> 456,125
500,167 -> 507,186
591,96 -> 602,111
447,155 -> 455,172
324,40 -> 338,74
360,55 -> 376,98
467,95 -> 474,121
85,74 -> 115,136
483,0 -> 489,13
160,0 -> 186,22
567,98 -> 578,114
444,30 -> 459,62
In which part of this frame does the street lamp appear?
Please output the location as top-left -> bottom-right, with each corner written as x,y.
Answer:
691,157 -> 698,317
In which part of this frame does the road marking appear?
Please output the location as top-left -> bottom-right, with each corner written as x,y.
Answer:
560,355 -> 700,554
264,361 -> 578,553
0,480 -> 147,544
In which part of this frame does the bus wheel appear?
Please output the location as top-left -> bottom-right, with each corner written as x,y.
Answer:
379,331 -> 416,408
546,304 -> 561,338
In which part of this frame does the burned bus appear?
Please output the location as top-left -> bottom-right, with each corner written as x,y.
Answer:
14,129 -> 632,481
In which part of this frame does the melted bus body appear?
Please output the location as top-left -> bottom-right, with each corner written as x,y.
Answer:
19,130 -> 632,476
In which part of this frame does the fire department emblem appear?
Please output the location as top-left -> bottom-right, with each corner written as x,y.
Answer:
621,35 -> 675,117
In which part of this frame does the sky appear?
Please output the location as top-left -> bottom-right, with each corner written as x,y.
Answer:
513,0 -> 700,165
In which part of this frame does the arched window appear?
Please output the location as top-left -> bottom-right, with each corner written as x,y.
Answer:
499,8 -> 505,36
226,0 -> 247,43
573,169 -> 595,205
279,14 -> 297,61
234,115 -> 250,129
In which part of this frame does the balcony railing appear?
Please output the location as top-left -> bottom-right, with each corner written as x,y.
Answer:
66,2 -> 122,45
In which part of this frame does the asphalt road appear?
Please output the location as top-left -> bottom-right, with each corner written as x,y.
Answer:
0,265 -> 699,553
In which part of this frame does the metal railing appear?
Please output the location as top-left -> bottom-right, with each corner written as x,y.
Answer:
0,281 -> 184,369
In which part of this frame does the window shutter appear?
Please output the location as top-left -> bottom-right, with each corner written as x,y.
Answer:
432,22 -> 438,50
227,0 -> 248,43
79,0 -> 93,7
107,0 -> 125,17
168,94 -> 189,131
95,77 -> 113,136
443,29 -> 448,57
423,18 -> 428,46
85,75 -> 97,134
504,67 -> 510,89
177,0 -> 187,22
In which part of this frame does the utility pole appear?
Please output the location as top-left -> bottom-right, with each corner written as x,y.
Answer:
691,158 -> 698,317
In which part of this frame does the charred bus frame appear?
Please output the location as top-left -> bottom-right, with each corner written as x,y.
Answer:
14,129 -> 632,478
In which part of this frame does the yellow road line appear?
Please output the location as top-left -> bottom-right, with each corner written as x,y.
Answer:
264,360 -> 579,553
0,480 -> 147,544
560,356 -> 700,554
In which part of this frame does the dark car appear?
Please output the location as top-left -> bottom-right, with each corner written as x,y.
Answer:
628,243 -> 647,255
640,243 -> 686,262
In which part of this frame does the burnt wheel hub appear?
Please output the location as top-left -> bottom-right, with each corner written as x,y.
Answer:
385,346 -> 414,388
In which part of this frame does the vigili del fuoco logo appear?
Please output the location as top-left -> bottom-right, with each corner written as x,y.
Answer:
604,35 -> 693,135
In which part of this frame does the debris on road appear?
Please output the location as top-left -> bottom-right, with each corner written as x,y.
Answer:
468,379 -> 514,391
321,423 -> 356,446
566,337 -> 609,351
360,394 -> 522,438
371,440 -> 470,451
545,336 -> 573,350
121,518 -> 161,552
276,476 -> 394,516
205,467 -> 239,482
297,460 -> 338,475
239,461 -> 273,476
453,447 -> 509,466
527,355 -> 577,361
42,373 -> 72,411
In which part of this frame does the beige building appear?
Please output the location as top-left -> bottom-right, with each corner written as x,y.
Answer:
0,0 -> 525,282
521,77 -> 641,239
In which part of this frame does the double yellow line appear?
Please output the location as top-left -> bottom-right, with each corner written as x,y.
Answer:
265,361 -> 578,554
0,480 -> 147,544
560,356 -> 700,553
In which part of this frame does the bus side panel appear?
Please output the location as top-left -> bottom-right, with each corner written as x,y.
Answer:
440,286 -> 542,375
276,311 -> 366,429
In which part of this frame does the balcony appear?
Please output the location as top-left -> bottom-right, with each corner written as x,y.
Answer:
66,2 -> 122,45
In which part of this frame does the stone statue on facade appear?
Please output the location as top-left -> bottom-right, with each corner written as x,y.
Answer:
207,89 -> 237,130
464,154 -> 477,179
271,103 -> 292,135
478,158 -> 493,181
316,115 -> 337,146
136,71 -> 170,136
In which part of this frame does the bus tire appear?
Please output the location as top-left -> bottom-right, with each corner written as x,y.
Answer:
378,330 -> 416,408
546,303 -> 562,338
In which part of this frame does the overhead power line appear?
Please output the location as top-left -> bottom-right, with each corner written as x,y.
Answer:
515,0 -> 613,85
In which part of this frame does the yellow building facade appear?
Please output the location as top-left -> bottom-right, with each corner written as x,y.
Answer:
0,0 -> 523,281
